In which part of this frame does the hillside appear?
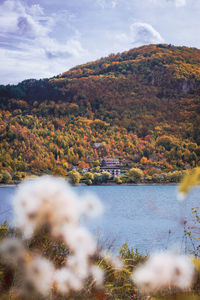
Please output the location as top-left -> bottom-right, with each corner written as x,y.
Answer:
0,44 -> 200,182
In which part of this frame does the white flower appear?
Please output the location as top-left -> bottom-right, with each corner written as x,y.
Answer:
67,270 -> 83,291
25,256 -> 55,296
62,225 -> 97,256
133,251 -> 194,293
80,192 -> 103,218
13,176 -> 80,238
173,255 -> 195,289
102,251 -> 123,270
177,191 -> 186,201
54,268 -> 83,294
0,238 -> 26,266
13,176 -> 102,240
67,253 -> 89,279
53,268 -> 70,294
90,265 -> 104,286
11,175 -> 103,295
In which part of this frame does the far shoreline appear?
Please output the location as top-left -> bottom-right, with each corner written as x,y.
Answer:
0,181 -> 178,188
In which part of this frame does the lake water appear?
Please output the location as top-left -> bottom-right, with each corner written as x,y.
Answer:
0,184 -> 200,254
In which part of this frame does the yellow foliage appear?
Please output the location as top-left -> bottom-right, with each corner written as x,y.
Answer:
179,167 -> 200,196
191,257 -> 200,273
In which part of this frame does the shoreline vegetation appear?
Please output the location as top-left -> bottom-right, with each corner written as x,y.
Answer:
0,181 -> 178,188
0,167 -> 187,186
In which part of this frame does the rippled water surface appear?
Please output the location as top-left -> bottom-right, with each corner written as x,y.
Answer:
0,184 -> 200,253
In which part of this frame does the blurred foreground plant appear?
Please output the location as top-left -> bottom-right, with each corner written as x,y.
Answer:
131,167 -> 200,300
0,223 -> 142,300
1,169 -> 200,300
178,167 -> 200,199
0,176 -> 106,299
0,176 -> 143,300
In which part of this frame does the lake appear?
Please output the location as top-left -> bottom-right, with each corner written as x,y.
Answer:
0,184 -> 200,254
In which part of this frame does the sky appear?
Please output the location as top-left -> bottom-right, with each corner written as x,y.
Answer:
0,0 -> 200,85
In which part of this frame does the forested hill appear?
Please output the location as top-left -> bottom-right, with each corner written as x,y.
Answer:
0,44 -> 200,181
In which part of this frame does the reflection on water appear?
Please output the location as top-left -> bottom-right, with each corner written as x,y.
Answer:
0,184 -> 200,253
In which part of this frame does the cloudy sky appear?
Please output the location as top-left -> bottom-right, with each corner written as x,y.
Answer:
0,0 -> 199,84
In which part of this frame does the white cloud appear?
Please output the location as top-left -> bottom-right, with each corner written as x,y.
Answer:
111,1 -> 118,8
114,33 -> 130,43
130,22 -> 164,45
0,0 -> 50,37
96,0 -> 106,9
36,36 -> 88,59
175,0 -> 187,7
148,0 -> 187,7
0,0 -> 89,84
28,4 -> 44,16
0,35 -> 89,84
104,22 -> 164,54
96,0 -> 118,9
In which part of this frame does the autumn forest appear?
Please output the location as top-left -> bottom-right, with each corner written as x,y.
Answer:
0,44 -> 200,183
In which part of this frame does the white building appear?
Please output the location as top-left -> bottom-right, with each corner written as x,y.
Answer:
100,166 -> 121,177
93,143 -> 103,148
101,158 -> 120,166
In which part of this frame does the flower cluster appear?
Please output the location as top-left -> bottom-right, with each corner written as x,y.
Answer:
101,250 -> 124,270
0,176 -> 104,296
13,176 -> 102,238
0,237 -> 26,266
133,251 -> 195,294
